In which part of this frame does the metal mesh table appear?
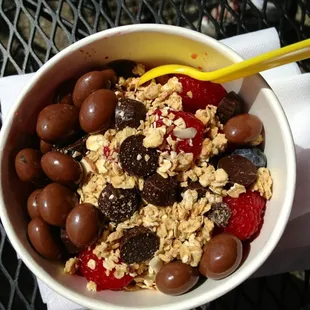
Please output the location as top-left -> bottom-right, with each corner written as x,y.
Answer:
0,1 -> 310,309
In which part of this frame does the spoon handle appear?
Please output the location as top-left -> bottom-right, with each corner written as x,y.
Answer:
138,39 -> 310,86
213,38 -> 310,83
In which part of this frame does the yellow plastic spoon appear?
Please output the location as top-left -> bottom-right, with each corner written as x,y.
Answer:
138,38 -> 310,86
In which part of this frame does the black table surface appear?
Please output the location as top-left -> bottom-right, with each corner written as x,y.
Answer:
0,1 -> 310,310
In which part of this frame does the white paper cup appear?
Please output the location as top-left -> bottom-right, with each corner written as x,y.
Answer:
0,24 -> 296,310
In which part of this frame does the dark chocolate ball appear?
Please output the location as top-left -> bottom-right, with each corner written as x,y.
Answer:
115,97 -> 146,130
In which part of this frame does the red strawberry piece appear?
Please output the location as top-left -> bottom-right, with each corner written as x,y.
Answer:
223,190 -> 266,240
177,75 -> 227,113
103,146 -> 110,158
154,109 -> 204,158
172,111 -> 204,157
78,247 -> 133,291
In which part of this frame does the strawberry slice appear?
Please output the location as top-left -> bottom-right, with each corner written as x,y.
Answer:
154,109 -> 204,158
78,248 -> 133,291
178,75 -> 227,113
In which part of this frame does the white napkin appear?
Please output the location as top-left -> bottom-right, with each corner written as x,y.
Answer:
1,27 -> 310,309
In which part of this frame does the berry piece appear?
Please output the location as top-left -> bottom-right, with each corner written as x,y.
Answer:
177,75 -> 227,113
154,109 -> 204,158
173,111 -> 204,157
223,190 -> 266,240
78,248 -> 133,291
232,148 -> 267,168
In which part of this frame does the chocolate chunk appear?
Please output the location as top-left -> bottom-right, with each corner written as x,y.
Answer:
206,202 -> 231,227
217,91 -> 244,124
119,135 -> 159,177
185,182 -> 208,199
208,153 -> 227,168
52,135 -> 88,160
142,174 -> 178,207
60,229 -> 81,254
98,184 -> 140,223
120,226 -> 159,264
107,59 -> 138,79
115,98 -> 147,130
218,155 -> 257,187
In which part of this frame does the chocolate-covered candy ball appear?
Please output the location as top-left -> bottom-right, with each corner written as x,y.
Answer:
28,218 -> 62,260
73,69 -> 117,108
115,98 -> 146,130
199,233 -> 242,280
79,89 -> 117,133
15,148 -> 43,182
224,113 -> 263,144
156,261 -> 199,296
41,151 -> 82,184
66,203 -> 100,247
40,140 -> 53,154
38,183 -> 77,226
27,189 -> 42,219
36,104 -> 80,144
